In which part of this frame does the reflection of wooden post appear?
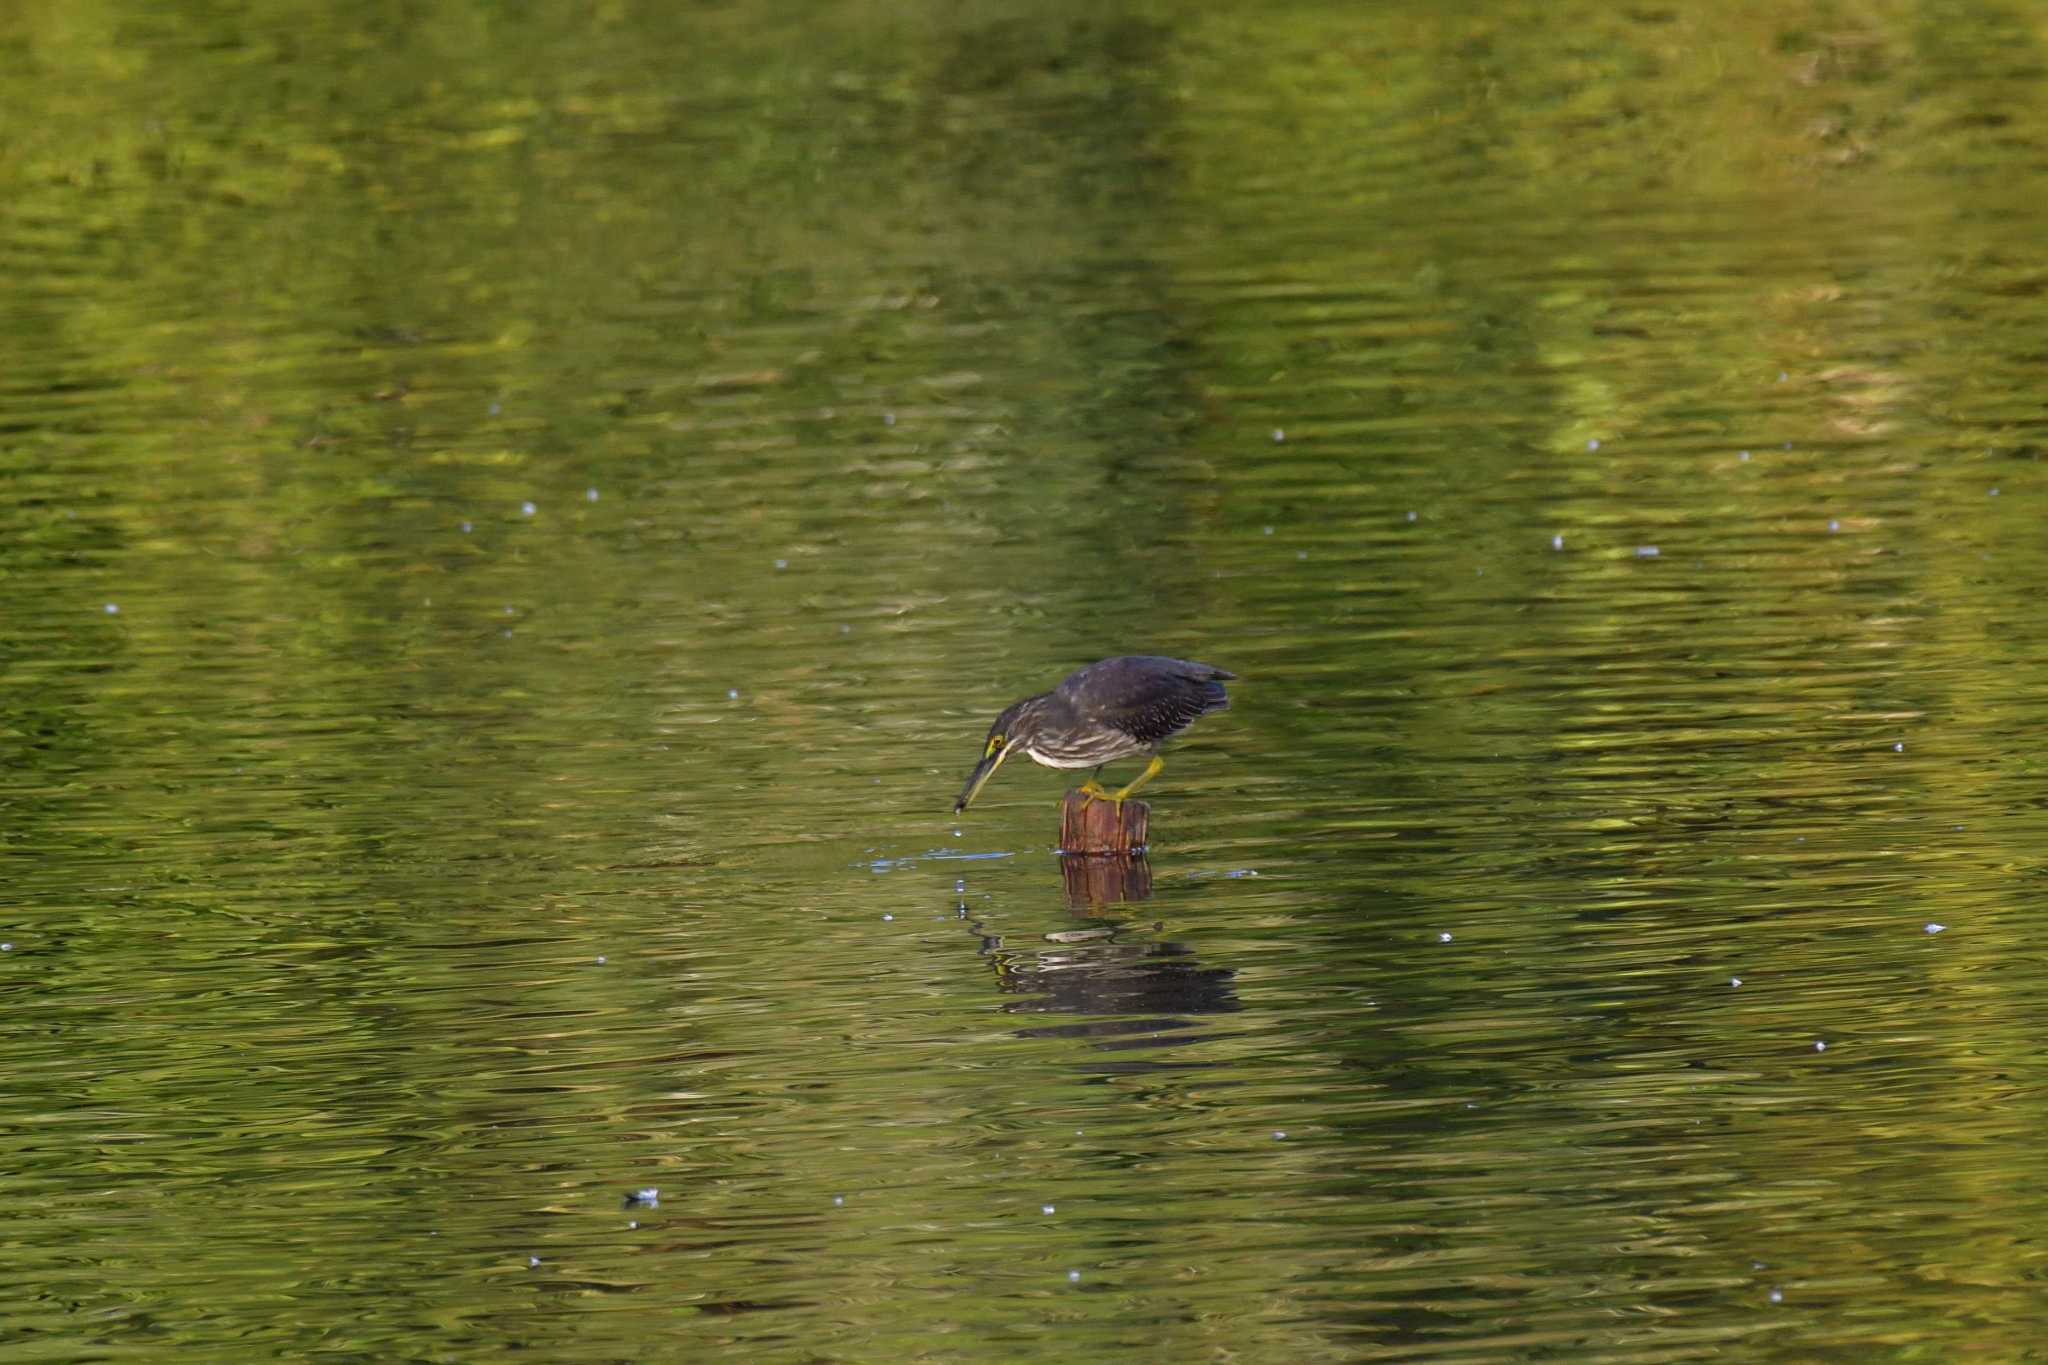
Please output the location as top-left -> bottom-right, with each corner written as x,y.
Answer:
1060,850 -> 1152,907
1059,791 -> 1148,855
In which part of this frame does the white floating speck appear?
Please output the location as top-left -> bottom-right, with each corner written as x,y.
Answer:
832,1194 -> 845,1206
838,623 -> 851,634
102,603 -> 119,614
1405,510 -> 1418,522
1437,931 -> 1453,943
1769,1288 -> 1784,1303
773,558 -> 788,570
586,487 -> 600,502
1,943 -> 11,952
727,688 -> 739,700
1296,551 -> 1308,560
1814,1041 -> 1827,1052
883,412 -> 896,426
1635,545 -> 1660,557
595,955 -> 607,964
521,501 -> 536,516
1893,742 -> 1904,752
1739,450 -> 1751,461
953,829 -> 962,838
627,1220 -> 638,1229
882,913 -> 894,922
1989,487 -> 2000,497
528,1256 -> 541,1268
1272,428 -> 1286,443
460,521 -> 473,533
1777,371 -> 1789,382
1587,438 -> 1600,451
626,1187 -> 658,1206
1828,519 -> 1840,532
1041,1203 -> 1056,1215
955,880 -> 965,892
1730,977 -> 1742,987
488,401 -> 502,416
1924,922 -> 1946,934
1551,534 -> 1564,550
1262,525 -> 1273,536
1067,1270 -> 1082,1283
1272,1130 -> 1287,1140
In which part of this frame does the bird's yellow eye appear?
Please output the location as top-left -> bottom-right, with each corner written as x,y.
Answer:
986,734 -> 1005,756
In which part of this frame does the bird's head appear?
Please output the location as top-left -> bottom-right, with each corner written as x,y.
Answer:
953,695 -> 1049,813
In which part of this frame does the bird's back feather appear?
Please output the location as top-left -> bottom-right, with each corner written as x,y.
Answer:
1059,655 -> 1233,748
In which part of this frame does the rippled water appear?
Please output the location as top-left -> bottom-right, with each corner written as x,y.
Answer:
6,2 -> 2048,1359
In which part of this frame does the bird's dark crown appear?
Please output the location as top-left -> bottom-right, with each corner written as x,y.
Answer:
983,693 -> 1053,755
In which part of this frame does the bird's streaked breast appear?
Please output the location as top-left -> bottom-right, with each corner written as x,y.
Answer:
1024,730 -> 1145,768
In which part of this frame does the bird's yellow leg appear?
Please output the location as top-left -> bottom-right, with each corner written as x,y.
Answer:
1074,766 -> 1114,810
1109,754 -> 1165,802
1078,755 -> 1165,811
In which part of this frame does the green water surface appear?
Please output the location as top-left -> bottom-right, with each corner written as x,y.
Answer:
5,2 -> 2048,1359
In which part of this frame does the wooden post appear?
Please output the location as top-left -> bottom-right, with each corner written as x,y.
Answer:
1058,791 -> 1149,855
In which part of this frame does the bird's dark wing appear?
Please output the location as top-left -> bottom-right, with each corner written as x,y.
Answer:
1061,656 -> 1233,746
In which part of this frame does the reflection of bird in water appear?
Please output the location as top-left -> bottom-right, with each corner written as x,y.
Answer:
953,656 -> 1235,813
994,937 -> 1239,1028
975,915 -> 1239,1064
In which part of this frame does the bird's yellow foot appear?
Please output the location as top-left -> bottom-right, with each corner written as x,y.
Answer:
1103,756 -> 1164,805
1075,780 -> 1119,813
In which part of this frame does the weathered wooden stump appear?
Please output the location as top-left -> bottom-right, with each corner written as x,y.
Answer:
1058,791 -> 1149,855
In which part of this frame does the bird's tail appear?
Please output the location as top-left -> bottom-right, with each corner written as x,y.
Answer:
1199,671 -> 1232,713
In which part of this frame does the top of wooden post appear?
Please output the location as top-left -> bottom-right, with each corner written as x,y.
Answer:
1058,789 -> 1149,855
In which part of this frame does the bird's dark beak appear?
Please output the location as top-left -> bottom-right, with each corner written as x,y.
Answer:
953,746 -> 1008,813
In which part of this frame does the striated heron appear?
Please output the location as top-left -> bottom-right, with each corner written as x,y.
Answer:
953,655 -> 1235,814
